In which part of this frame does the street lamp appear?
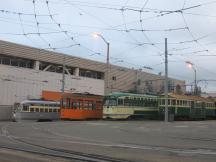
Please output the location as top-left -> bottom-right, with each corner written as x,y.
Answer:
186,61 -> 197,95
93,33 -> 110,94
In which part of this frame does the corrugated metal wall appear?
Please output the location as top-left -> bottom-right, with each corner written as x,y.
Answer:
0,105 -> 13,121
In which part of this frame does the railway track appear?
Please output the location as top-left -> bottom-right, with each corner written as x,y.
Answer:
30,123 -> 216,156
1,124 -> 133,162
0,144 -> 132,162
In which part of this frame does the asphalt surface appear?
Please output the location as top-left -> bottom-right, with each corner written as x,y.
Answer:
0,120 -> 216,162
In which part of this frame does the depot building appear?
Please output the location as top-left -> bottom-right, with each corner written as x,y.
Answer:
0,40 -> 185,106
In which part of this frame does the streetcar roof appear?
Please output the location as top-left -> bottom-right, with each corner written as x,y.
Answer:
105,92 -> 158,98
161,93 -> 214,102
62,92 -> 103,98
19,100 -> 60,105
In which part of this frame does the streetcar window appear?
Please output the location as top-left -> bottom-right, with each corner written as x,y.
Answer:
62,98 -> 67,108
40,108 -> 44,112
66,98 -> 71,108
96,101 -> 102,109
30,108 -> 34,112
83,101 -> 89,110
140,98 -> 144,106
124,98 -> 130,106
85,101 -> 95,110
72,101 -> 77,109
49,109 -> 52,112
60,99 -> 64,108
22,105 -> 28,111
162,99 -> 165,105
45,108 -> 48,112
177,100 -> 180,105
137,98 -> 142,106
105,99 -> 117,106
168,99 -> 171,105
151,100 -> 157,107
87,102 -> 91,110
53,109 -> 57,112
35,108 -> 39,112
78,101 -> 81,109
118,99 -> 123,106
57,109 -> 60,112
172,100 -> 176,106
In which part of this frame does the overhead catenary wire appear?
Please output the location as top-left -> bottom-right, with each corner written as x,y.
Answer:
0,0 -> 216,91
32,0 -> 52,48
45,0 -> 109,56
17,13 -> 41,47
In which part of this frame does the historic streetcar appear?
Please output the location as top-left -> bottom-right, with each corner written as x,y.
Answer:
205,98 -> 216,119
12,100 -> 60,121
103,92 -> 159,119
159,93 -> 215,120
103,92 -> 216,120
60,93 -> 103,120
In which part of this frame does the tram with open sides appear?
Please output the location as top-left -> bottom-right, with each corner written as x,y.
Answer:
60,93 -> 103,120
12,100 -> 60,121
103,92 -> 159,119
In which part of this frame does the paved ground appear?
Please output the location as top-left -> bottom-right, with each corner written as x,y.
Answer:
0,120 -> 216,162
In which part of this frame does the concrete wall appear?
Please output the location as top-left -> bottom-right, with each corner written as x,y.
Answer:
0,105 -> 13,121
0,64 -> 104,105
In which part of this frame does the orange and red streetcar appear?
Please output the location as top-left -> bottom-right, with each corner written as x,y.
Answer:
60,93 -> 103,120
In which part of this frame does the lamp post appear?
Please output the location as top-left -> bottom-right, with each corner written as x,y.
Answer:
93,33 -> 110,94
186,61 -> 197,95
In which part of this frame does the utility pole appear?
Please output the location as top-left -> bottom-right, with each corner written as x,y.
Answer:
186,61 -> 197,95
164,38 -> 169,122
106,42 -> 110,94
93,33 -> 110,94
194,68 -> 197,95
62,56 -> 65,95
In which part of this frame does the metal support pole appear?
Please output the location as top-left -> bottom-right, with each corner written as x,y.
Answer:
62,57 -> 65,95
194,68 -> 197,95
93,33 -> 110,94
164,38 -> 169,122
106,42 -> 110,94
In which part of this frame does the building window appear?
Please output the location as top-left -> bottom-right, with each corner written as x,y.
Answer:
112,76 -> 116,81
79,69 -> 104,80
2,57 -> 10,65
39,61 -> 75,75
0,54 -> 34,69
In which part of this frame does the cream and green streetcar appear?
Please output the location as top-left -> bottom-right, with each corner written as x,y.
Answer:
103,92 -> 159,119
158,93 -> 214,120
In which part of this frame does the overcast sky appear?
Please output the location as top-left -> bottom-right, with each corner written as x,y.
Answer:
1,0 -> 216,92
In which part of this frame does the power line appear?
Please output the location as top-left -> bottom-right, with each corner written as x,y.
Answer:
32,0 -> 52,48
0,9 -> 57,16
17,13 -> 41,47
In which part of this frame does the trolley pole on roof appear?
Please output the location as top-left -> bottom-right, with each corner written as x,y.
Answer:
164,38 -> 169,122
